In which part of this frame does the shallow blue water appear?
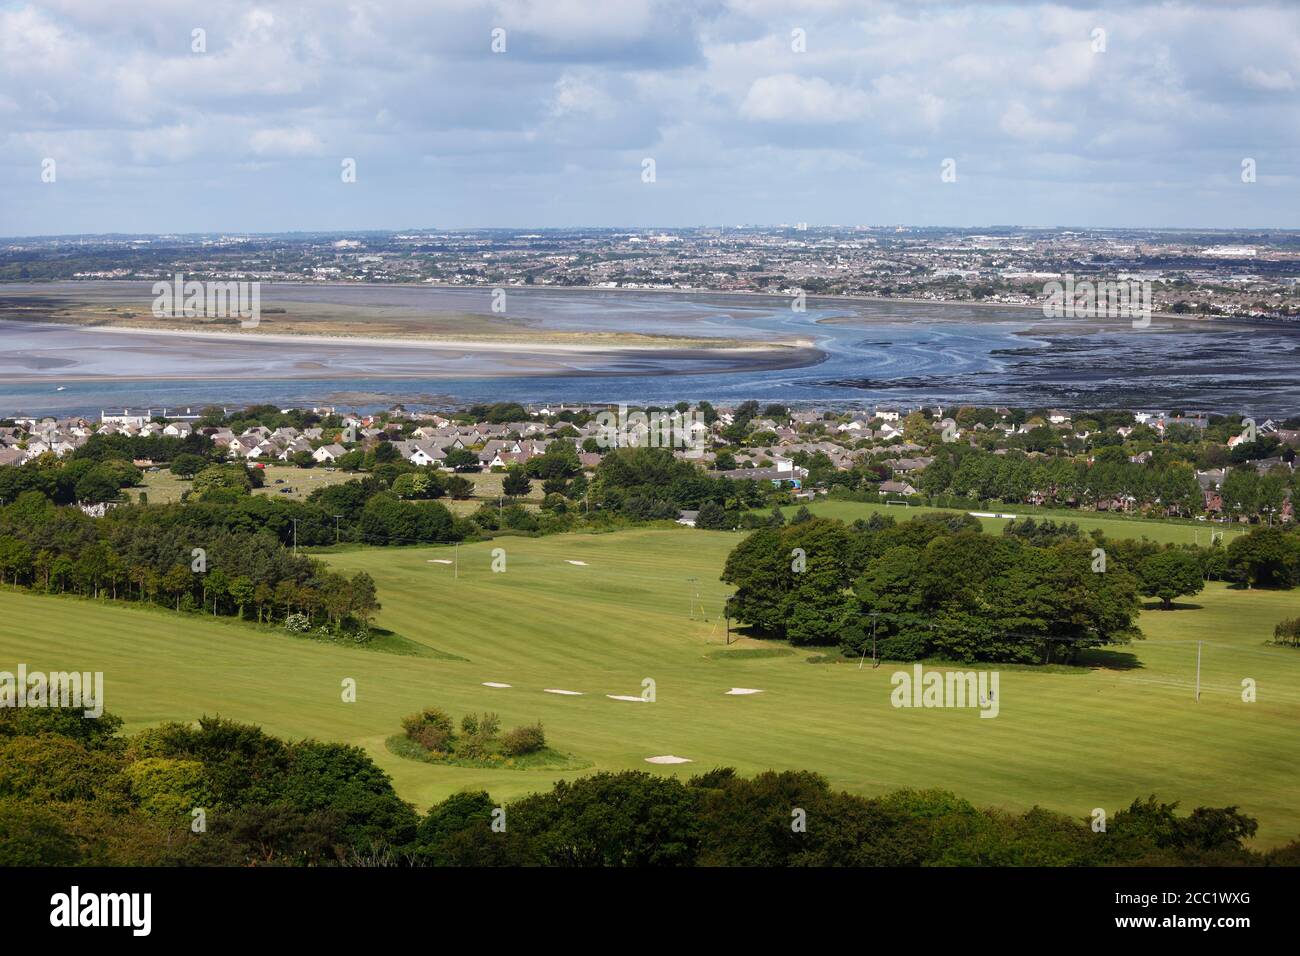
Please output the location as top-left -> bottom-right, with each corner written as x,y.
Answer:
1,283 -> 1296,416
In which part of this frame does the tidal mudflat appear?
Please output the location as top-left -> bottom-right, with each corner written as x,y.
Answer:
1,281 -> 1298,415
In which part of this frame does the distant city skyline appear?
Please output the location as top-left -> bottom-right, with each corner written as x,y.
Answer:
8,224 -> 1300,242
3,0 -> 1299,235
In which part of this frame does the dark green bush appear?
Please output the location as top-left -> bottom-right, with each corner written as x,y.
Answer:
501,722 -> 546,756
402,708 -> 456,753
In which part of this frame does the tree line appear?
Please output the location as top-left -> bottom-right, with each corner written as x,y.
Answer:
1,708 -> 1291,867
810,444 -> 1295,522
0,491 -> 378,639
725,513 -> 1106,662
723,512 -> 1299,661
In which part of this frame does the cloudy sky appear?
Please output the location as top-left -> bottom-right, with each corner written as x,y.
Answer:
2,0 -> 1298,235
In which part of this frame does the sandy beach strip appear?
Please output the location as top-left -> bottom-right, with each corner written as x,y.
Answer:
0,317 -> 802,355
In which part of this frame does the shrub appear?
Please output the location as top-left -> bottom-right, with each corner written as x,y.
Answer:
1272,617 -> 1300,648
337,616 -> 373,645
501,722 -> 546,756
0,800 -> 82,866
877,629 -> 931,662
284,612 -> 311,634
458,712 -> 503,758
695,501 -> 731,530
124,757 -> 210,818
402,708 -> 456,754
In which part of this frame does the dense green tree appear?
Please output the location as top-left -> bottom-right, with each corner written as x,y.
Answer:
727,515 -> 1141,662
1227,527 -> 1300,588
1137,549 -> 1205,609
192,464 -> 253,497
508,771 -> 702,867
0,800 -> 82,866
169,453 -> 206,479
502,466 -> 532,498
694,501 -> 731,530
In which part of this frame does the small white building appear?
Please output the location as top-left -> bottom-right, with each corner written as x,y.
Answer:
313,443 -> 348,463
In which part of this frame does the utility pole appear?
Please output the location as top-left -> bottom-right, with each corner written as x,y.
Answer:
291,518 -> 298,556
332,514 -> 342,544
1195,641 -> 1202,702
859,613 -> 881,670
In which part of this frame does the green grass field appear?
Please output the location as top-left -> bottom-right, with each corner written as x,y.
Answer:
775,498 -> 1250,547
1,527 -> 1298,844
140,466 -> 537,515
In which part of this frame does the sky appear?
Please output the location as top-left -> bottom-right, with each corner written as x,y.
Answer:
2,0 -> 1299,235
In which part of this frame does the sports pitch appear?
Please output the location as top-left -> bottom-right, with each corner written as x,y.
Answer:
1,524 -> 1298,844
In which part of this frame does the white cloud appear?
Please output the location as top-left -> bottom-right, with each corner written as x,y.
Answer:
249,126 -> 324,157
740,74 -> 870,123
549,74 -> 618,118
999,102 -> 1075,142
0,0 -> 1297,231
1241,65 -> 1295,92
128,123 -> 201,164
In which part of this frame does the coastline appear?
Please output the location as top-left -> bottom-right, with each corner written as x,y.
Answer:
194,277 -> 1242,324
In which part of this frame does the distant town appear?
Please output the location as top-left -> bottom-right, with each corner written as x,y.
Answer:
3,399 -> 1295,527
5,226 -> 1300,322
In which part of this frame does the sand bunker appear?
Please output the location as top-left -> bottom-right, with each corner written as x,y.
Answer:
645,755 -> 692,764
565,560 -> 589,566
725,687 -> 763,695
482,682 -> 512,688
606,695 -> 647,702
544,688 -> 583,696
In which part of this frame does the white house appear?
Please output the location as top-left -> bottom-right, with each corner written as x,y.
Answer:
312,443 -> 348,463
276,439 -> 314,461
101,409 -> 153,427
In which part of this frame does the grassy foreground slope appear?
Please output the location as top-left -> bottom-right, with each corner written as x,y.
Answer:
1,527 -> 1298,844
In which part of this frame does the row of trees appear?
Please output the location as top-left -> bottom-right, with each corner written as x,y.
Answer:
308,446 -> 789,537
589,447 -> 774,521
916,448 -> 1209,513
722,513 -> 1143,662
0,491 -> 379,636
2,708 -> 1286,867
722,513 -> 1299,660
0,453 -> 146,506
805,445 -> 1295,522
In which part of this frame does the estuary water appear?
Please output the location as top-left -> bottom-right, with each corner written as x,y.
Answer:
1,281 -> 1297,416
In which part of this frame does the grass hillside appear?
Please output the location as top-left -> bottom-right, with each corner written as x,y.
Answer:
1,526 -> 1297,844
